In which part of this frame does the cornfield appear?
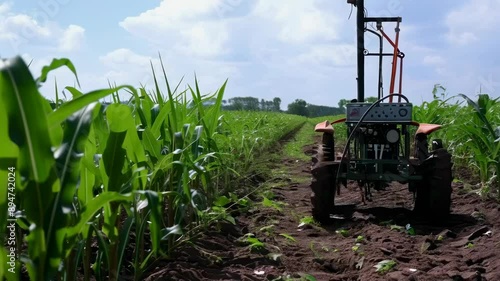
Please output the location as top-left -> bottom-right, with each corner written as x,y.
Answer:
412,85 -> 500,195
0,56 -> 498,281
0,56 -> 305,281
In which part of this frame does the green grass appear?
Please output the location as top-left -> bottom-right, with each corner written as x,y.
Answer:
283,121 -> 315,161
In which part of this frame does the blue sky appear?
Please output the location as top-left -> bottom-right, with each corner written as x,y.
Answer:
1,0 -> 499,108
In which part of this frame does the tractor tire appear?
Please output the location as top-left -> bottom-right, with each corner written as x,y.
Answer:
322,132 -> 335,161
414,133 -> 429,162
311,139 -> 337,224
413,148 -> 453,222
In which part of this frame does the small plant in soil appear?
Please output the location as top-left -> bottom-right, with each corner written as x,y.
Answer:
240,233 -> 267,253
262,196 -> 285,212
298,216 -> 318,227
389,224 -> 404,231
259,224 -> 276,235
352,243 -> 364,255
374,260 -> 397,274
335,229 -> 349,237
355,235 -> 365,243
279,233 -> 296,243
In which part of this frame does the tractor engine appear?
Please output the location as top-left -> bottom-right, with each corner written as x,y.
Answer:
357,124 -> 400,160
345,102 -> 413,176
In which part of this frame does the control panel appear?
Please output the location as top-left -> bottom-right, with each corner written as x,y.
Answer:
346,103 -> 413,123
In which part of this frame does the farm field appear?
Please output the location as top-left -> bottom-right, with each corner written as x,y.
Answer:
152,125 -> 500,281
1,57 -> 500,281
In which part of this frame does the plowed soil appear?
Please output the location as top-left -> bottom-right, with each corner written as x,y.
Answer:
146,137 -> 500,281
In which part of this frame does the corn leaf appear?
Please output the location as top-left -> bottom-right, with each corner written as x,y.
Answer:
0,56 -> 54,184
48,85 -> 137,127
36,58 -> 80,88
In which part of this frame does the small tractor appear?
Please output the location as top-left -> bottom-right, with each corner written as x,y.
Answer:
311,0 -> 453,224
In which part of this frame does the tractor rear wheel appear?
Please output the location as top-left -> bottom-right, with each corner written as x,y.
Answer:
311,133 -> 337,224
413,148 -> 453,222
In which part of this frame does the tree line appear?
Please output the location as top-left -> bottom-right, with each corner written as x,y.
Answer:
220,96 -> 379,118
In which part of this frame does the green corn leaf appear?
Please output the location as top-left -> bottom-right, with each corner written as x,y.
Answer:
91,106 -> 109,154
458,94 -> 496,138
116,215 -> 134,280
214,195 -> 231,207
0,56 -> 54,184
36,58 -> 80,88
0,99 -> 18,233
78,127 -> 97,207
67,192 -> 132,238
142,128 -> 162,163
101,130 -> 127,192
0,238 -> 21,280
64,86 -> 83,98
91,223 -> 110,270
161,224 -> 183,240
150,60 -> 164,106
46,103 -> 100,274
49,85 -> 137,128
140,91 -> 154,126
159,59 -> 179,134
136,190 -> 162,254
151,103 -> 171,137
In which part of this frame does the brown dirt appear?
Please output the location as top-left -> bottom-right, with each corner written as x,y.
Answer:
145,140 -> 500,281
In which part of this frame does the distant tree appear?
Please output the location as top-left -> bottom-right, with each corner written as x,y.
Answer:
365,96 -> 378,103
338,99 -> 349,109
273,97 -> 281,112
306,104 -> 344,118
227,97 -> 260,110
287,99 -> 309,117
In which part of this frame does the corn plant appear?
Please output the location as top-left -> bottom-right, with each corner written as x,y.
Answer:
450,94 -> 500,196
412,84 -> 459,140
0,56 -> 140,280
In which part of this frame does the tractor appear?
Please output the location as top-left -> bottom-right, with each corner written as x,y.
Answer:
311,0 -> 453,224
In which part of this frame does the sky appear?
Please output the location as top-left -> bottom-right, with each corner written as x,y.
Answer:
1,0 -> 499,109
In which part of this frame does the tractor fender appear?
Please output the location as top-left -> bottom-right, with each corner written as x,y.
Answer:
411,122 -> 442,135
314,118 -> 346,134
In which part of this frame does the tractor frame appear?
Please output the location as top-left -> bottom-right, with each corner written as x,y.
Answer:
310,0 -> 453,224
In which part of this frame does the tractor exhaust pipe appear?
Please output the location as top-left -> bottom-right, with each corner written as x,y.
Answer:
356,0 -> 365,102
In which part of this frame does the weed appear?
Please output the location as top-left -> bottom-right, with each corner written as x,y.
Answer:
279,233 -> 296,243
390,225 -> 404,231
374,260 -> 397,274
336,229 -> 350,237
262,196 -> 285,212
259,224 -> 275,235
299,216 -> 317,226
355,235 -> 365,243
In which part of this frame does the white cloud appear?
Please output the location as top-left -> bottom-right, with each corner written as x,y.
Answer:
58,25 -> 85,52
252,0 -> 341,44
119,0 -> 229,58
446,0 -> 500,45
294,44 -> 357,67
423,55 -> 445,66
98,48 -> 161,86
0,2 -> 10,14
100,48 -> 159,69
0,3 -> 86,53
177,22 -> 229,57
